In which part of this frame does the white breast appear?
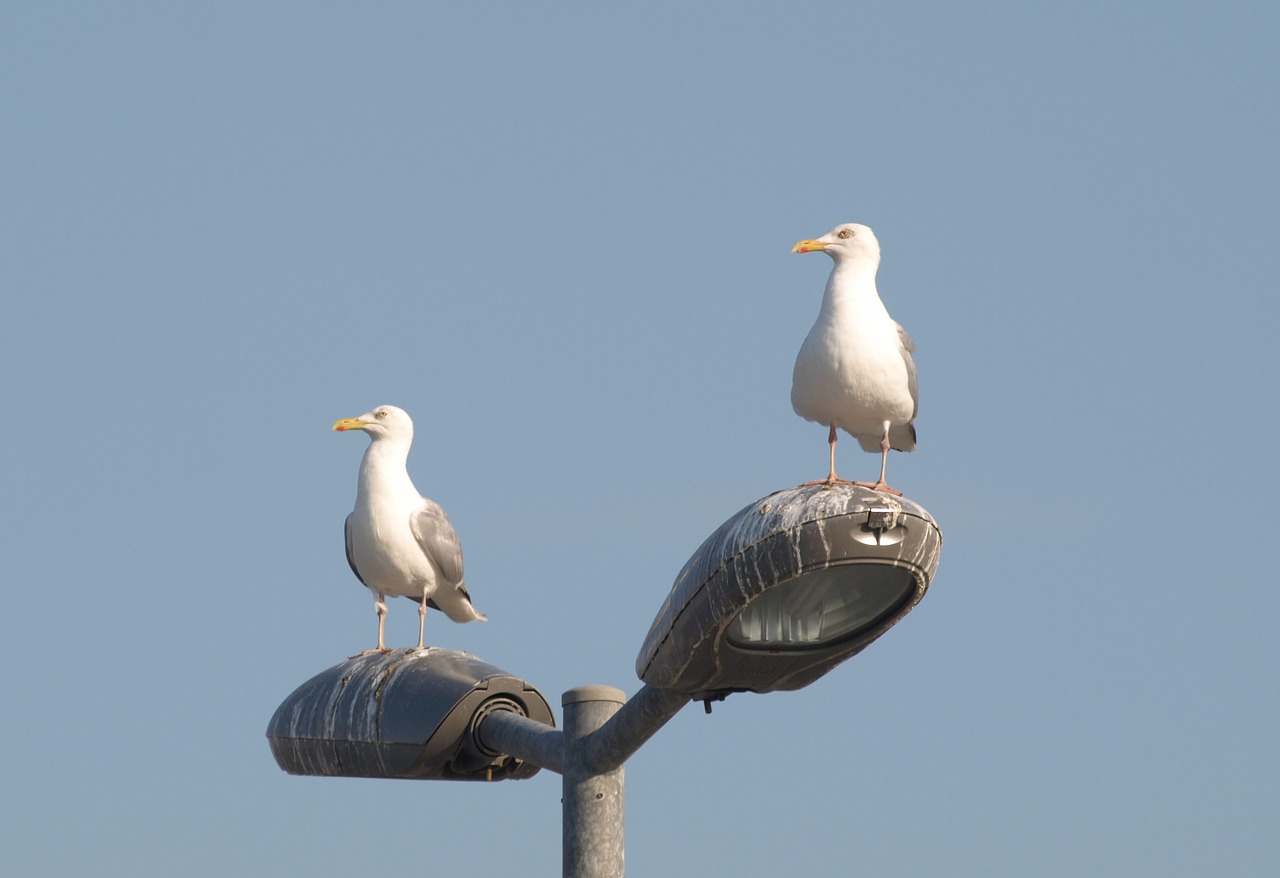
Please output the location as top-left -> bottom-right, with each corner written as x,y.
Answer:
791,271 -> 915,443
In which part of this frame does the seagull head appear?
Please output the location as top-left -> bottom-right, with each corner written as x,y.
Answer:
332,404 -> 414,442
791,223 -> 880,264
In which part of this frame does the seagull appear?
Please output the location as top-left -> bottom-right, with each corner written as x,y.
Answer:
790,223 -> 918,495
333,404 -> 485,656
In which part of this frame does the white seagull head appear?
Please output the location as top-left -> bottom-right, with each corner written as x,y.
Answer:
791,223 -> 881,265
332,404 -> 415,442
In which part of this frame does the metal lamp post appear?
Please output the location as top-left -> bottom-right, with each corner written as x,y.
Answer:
268,484 -> 942,877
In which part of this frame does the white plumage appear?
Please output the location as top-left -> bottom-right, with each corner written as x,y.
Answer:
790,223 -> 918,494
333,404 -> 485,655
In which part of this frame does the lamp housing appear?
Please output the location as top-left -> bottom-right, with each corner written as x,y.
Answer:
267,648 -> 553,781
636,485 -> 942,702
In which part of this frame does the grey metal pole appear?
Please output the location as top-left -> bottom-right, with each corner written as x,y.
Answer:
562,685 -> 626,878
577,685 -> 690,775
476,684 -> 690,876
475,708 -> 566,775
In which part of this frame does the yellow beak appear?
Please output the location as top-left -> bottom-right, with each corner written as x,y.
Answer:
332,417 -> 370,432
791,238 -> 827,254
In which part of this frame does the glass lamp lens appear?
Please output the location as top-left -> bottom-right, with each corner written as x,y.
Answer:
726,565 -> 916,651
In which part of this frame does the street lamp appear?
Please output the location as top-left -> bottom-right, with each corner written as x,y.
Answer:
267,483 -> 942,877
636,483 -> 941,708
267,648 -> 554,781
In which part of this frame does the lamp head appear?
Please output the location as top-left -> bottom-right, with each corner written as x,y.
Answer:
267,649 -> 553,781
637,485 -> 942,703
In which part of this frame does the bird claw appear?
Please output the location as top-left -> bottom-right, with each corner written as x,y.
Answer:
853,480 -> 902,496
348,647 -> 392,659
798,477 -> 903,495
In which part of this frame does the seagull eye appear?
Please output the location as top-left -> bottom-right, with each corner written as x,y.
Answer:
375,410 -> 388,419
837,229 -> 853,239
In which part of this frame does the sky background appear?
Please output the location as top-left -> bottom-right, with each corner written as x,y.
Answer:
3,2 -> 1278,876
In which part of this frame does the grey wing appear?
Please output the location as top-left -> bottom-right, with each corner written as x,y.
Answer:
344,513 -> 368,586
896,321 -> 919,421
896,321 -> 916,354
410,500 -> 465,587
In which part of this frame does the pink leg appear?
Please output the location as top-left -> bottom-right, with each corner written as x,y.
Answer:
853,422 -> 902,495
416,592 -> 428,650
349,595 -> 392,659
803,425 -> 855,486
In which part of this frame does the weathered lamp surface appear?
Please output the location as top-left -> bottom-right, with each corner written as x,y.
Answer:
636,484 -> 942,699
267,648 -> 554,781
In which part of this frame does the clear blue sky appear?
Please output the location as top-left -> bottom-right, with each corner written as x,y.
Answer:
3,3 -> 1277,876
